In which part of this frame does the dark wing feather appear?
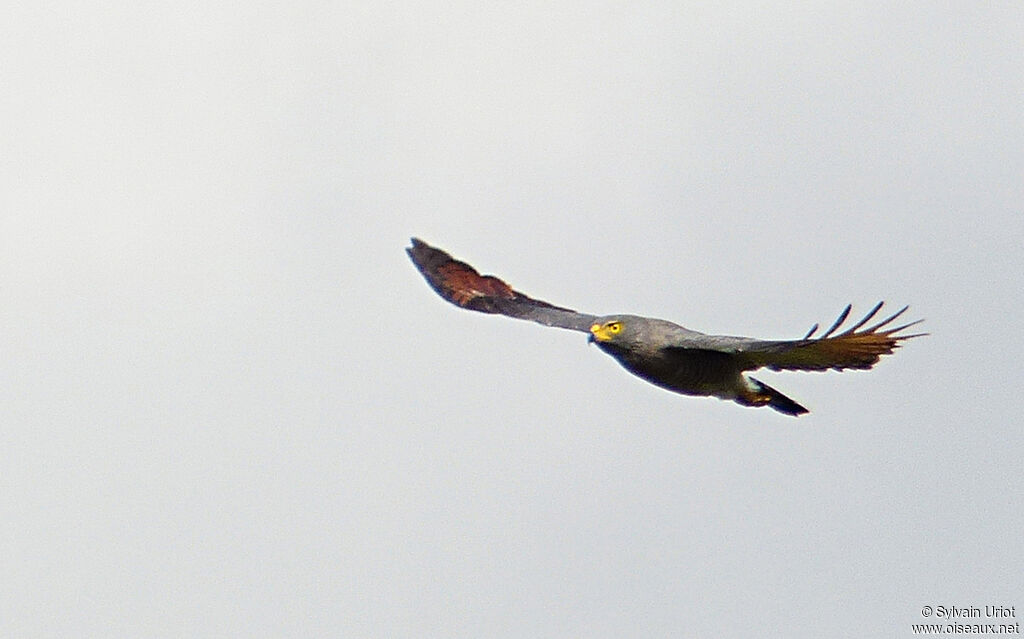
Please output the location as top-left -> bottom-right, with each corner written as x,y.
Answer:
406,238 -> 598,332
735,303 -> 926,372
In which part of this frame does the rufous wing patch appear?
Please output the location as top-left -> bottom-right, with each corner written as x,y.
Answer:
436,260 -> 516,307
407,238 -> 522,314
761,303 -> 926,372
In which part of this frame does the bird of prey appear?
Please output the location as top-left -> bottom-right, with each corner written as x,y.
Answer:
406,238 -> 924,416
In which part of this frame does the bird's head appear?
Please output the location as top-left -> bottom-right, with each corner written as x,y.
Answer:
589,316 -> 644,347
589,319 -> 623,343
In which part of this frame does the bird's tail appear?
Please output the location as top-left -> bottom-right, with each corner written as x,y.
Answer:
740,377 -> 809,417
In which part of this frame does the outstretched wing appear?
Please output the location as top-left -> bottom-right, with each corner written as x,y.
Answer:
725,302 -> 926,372
406,238 -> 598,332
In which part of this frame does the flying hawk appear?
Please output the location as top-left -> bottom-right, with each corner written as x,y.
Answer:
407,238 -> 924,416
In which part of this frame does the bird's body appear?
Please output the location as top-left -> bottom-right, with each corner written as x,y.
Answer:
588,315 -> 814,415
587,316 -> 732,396
407,238 -> 925,416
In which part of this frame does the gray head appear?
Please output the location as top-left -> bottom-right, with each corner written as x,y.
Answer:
587,314 -> 682,349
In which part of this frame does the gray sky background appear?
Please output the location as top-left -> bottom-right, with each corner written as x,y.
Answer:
2,2 -> 1022,637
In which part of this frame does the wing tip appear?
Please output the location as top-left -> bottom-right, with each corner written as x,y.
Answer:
814,302 -> 926,339
406,237 -> 596,331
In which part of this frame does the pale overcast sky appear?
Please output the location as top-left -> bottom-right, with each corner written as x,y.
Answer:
2,2 -> 1022,637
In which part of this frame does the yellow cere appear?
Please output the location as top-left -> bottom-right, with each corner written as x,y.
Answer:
589,321 -> 623,342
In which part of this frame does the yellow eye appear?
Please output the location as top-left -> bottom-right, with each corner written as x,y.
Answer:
608,322 -> 622,333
